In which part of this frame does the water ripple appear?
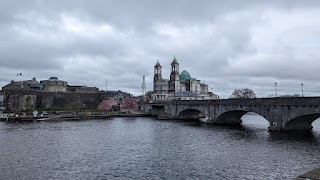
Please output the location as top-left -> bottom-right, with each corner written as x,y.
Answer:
0,116 -> 320,179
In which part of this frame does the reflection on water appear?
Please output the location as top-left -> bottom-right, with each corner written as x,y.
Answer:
241,113 -> 320,142
0,116 -> 320,179
241,112 -> 269,128
313,118 -> 320,132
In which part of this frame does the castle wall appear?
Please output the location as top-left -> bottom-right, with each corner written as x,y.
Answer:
4,90 -> 113,112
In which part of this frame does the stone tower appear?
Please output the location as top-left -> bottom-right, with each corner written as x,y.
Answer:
154,60 -> 162,91
169,56 -> 180,92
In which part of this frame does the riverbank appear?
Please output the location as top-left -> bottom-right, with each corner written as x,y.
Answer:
0,111 -> 154,121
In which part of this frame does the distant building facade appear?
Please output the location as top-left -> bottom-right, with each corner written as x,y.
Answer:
105,91 -> 131,104
2,77 -> 68,93
1,76 -> 135,112
40,77 -> 67,92
68,85 -> 99,93
152,57 -> 217,101
0,90 -> 4,110
2,77 -> 44,91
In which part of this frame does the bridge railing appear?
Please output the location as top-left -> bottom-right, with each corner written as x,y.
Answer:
149,100 -> 169,104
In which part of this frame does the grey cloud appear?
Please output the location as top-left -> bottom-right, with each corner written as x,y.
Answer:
1,0 -> 320,97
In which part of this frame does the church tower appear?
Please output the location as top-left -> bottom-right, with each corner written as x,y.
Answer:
154,60 -> 162,81
169,56 -> 180,92
153,60 -> 162,91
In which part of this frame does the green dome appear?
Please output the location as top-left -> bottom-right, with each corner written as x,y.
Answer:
180,70 -> 191,80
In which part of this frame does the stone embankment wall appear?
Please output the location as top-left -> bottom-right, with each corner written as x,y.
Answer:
4,90 -> 112,112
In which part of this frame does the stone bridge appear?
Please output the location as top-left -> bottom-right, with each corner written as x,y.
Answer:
164,97 -> 320,131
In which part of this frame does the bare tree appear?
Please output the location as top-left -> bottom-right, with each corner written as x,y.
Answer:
145,90 -> 153,101
229,88 -> 256,98
280,94 -> 300,97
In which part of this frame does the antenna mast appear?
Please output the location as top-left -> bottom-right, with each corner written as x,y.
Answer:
141,75 -> 146,96
106,78 -> 108,92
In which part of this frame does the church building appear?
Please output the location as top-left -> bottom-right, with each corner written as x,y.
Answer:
152,56 -> 217,101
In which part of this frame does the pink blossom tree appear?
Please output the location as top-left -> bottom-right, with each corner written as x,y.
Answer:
98,100 -> 113,111
121,97 -> 138,111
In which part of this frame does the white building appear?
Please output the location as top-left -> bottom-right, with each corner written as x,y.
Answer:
151,57 -> 218,101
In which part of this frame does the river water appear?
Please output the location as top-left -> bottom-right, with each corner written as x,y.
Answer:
1,115 -> 320,179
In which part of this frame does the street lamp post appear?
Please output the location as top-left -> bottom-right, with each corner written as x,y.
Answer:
301,83 -> 304,97
275,82 -> 277,97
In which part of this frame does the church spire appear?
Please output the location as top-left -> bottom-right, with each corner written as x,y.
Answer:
154,59 -> 162,82
170,55 -> 180,91
155,59 -> 161,67
171,55 -> 178,65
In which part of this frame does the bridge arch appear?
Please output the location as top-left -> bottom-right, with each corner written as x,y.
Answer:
215,110 -> 270,125
177,109 -> 205,120
284,113 -> 320,131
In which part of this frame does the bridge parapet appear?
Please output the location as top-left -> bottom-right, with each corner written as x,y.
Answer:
164,97 -> 320,131
172,97 -> 320,106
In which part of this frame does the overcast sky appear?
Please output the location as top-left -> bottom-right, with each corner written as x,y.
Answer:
1,0 -> 320,98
